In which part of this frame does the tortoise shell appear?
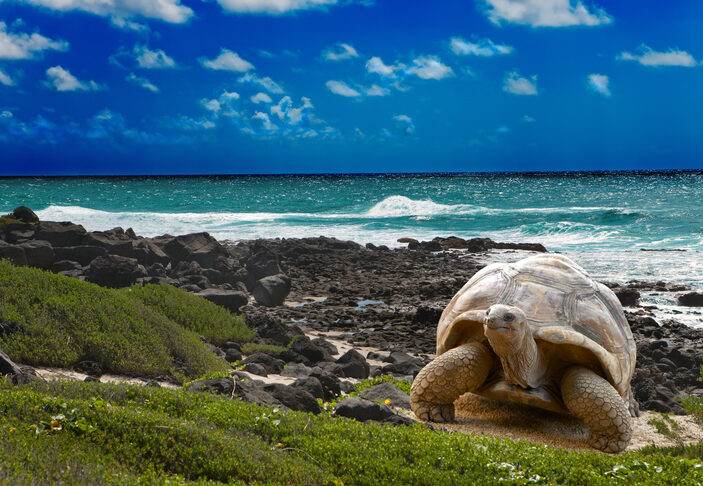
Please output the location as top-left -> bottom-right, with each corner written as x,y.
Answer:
437,254 -> 636,399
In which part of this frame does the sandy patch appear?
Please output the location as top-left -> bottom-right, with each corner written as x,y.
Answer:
431,393 -> 703,453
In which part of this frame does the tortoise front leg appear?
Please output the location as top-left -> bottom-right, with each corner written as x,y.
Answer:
410,342 -> 492,422
560,366 -> 632,453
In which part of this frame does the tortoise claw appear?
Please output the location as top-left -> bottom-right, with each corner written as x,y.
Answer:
413,402 -> 455,423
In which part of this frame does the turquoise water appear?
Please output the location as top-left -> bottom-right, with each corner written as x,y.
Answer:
2,172 -> 703,324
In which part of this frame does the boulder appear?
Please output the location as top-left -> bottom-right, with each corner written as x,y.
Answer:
132,239 -> 170,267
281,363 -> 313,378
248,312 -> 304,347
196,289 -> 249,313
35,221 -> 87,247
678,292 -> 703,307
242,353 -> 285,375
359,383 -> 412,409
261,383 -> 321,414
381,351 -> 424,377
244,244 -> 282,289
311,369 -> 342,401
334,397 -> 408,424
225,348 -> 243,363
0,241 -> 28,266
291,376 -> 325,400
243,363 -> 268,376
613,287 -> 640,307
83,232 -> 134,258
252,274 -> 291,307
0,348 -> 23,376
312,337 -> 338,357
161,232 -> 229,268
12,206 -> 39,223
289,335 -> 326,363
336,349 -> 370,379
53,245 -> 107,266
87,255 -> 145,288
171,260 -> 203,277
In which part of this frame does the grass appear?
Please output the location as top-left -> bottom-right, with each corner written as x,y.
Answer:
0,260 -> 252,382
240,342 -> 287,355
122,284 -> 253,346
0,214 -> 24,230
0,379 -> 702,485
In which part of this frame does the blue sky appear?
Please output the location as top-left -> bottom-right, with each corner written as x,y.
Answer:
0,0 -> 701,175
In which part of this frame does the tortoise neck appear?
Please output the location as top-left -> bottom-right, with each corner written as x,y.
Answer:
496,332 -> 545,389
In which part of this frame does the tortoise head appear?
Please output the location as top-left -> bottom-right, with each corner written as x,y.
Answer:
484,304 -> 530,356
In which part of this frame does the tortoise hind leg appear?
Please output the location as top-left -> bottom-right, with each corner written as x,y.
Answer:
560,366 -> 632,453
410,342 -> 492,423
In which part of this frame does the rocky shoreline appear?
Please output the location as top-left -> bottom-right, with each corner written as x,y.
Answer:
1,206 -> 702,417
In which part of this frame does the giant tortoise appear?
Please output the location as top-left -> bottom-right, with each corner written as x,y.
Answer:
410,254 -> 638,453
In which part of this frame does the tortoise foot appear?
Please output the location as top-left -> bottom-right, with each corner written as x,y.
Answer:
589,433 -> 629,454
412,402 -> 455,423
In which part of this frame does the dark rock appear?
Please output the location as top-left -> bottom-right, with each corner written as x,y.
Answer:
139,276 -> 178,286
291,376 -> 325,400
397,238 -> 419,245
242,353 -> 285,374
309,369 -> 342,401
334,397 -> 395,422
35,221 -> 87,247
87,255 -> 145,288
170,260 -> 202,278
186,377 -> 236,395
51,260 -> 83,273
413,305 -> 444,325
613,287 -> 640,307
289,335 -> 326,363
244,244 -> 283,288
367,351 -> 389,361
381,351 -> 423,377
196,289 -> 249,313
0,348 -> 23,376
336,349 -> 370,379
281,363 -> 313,377
17,240 -> 54,269
678,292 -> 703,307
83,232 -> 134,258
12,206 -> 39,223
161,232 -> 230,268
132,239 -> 170,267
252,274 -> 292,307
0,241 -> 27,266
359,383 -> 412,409
262,383 -> 321,413
315,361 -> 346,378
312,337 -> 338,357
248,312 -> 304,347
147,262 -> 167,277
54,245 -> 108,267
225,348 -> 243,363
243,363 -> 268,376
179,275 -> 211,289
340,381 -> 357,394
76,361 -> 103,377
84,376 -> 100,383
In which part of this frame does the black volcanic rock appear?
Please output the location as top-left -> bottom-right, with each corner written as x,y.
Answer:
253,274 -> 292,307
35,221 -> 87,247
12,206 -> 39,224
678,292 -> 703,307
87,254 -> 146,288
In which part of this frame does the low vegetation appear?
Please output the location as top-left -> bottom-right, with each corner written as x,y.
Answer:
0,260 -> 249,381
0,379 -> 702,485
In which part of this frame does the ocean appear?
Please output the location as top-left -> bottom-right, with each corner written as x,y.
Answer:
2,171 -> 702,326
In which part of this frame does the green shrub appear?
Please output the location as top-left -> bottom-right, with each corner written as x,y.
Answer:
122,284 -> 253,345
0,260 -> 232,381
240,342 -> 287,355
0,214 -> 24,230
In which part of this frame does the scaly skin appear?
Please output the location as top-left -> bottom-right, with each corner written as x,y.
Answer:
410,342 -> 492,422
560,366 -> 632,453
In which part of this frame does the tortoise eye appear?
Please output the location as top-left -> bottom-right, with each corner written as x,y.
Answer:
503,313 -> 515,322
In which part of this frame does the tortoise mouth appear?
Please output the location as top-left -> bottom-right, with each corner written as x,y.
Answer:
485,322 -> 516,333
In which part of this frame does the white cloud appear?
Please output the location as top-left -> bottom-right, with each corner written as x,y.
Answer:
406,56 -> 453,80
365,56 -> 401,77
0,68 -> 15,86
126,72 -> 159,93
202,91 -> 240,117
503,70 -> 538,95
238,72 -> 284,94
450,37 -> 513,56
617,45 -> 697,67
252,111 -> 278,131
325,80 -> 361,97
134,45 -> 176,69
364,84 -> 389,96
270,96 -> 314,125
251,92 -> 273,104
479,0 -> 612,27
200,49 -> 254,72
216,0 -> 337,14
392,114 -> 415,134
0,21 -> 68,60
587,73 -> 610,96
171,116 -> 216,130
522,114 -> 536,123
15,0 -> 193,24
45,65 -> 101,91
322,42 -> 359,61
